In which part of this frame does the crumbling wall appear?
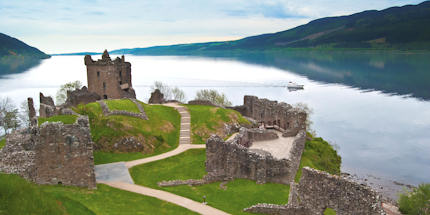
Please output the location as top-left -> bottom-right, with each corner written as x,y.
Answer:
245,167 -> 386,215
0,116 -> 96,189
231,96 -> 306,136
205,129 -> 306,185
148,89 -> 165,104
291,167 -> 385,214
64,86 -> 101,107
39,93 -> 56,118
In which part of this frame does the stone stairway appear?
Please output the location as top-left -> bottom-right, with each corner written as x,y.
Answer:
164,104 -> 192,145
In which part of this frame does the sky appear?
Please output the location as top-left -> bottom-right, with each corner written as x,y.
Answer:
0,0 -> 424,53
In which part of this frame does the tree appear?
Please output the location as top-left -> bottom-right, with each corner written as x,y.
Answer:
171,87 -> 186,103
150,81 -> 172,100
150,81 -> 186,102
18,100 -> 30,128
56,80 -> 83,104
293,102 -> 315,135
195,89 -> 232,107
0,97 -> 20,134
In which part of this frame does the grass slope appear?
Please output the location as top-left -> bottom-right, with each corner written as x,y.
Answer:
130,149 -> 290,215
295,133 -> 342,182
105,99 -> 141,113
74,100 -> 180,164
38,115 -> 78,126
0,173 -> 93,215
185,105 -> 250,144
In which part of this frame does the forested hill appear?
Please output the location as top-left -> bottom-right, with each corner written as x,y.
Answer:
0,33 -> 50,76
110,1 -> 430,55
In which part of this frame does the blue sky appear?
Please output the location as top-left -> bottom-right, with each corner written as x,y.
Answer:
0,0 -> 424,53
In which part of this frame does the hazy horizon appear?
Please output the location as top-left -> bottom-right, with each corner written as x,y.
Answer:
0,0 -> 425,54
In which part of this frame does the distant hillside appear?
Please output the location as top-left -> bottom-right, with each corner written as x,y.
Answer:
0,33 -> 50,76
110,1 -> 430,55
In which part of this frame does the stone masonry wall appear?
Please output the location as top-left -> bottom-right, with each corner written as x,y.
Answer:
205,129 -> 306,185
231,96 -> 306,136
245,167 -> 386,215
0,116 -> 96,189
291,167 -> 385,214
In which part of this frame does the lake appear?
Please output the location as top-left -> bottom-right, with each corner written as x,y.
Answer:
1,51 -> 429,199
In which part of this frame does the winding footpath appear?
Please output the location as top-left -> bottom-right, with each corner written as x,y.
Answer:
95,103 -> 229,215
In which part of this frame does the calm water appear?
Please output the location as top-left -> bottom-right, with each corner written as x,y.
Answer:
1,52 -> 429,194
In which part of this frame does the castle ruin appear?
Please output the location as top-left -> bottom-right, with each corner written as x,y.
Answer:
84,50 -> 136,100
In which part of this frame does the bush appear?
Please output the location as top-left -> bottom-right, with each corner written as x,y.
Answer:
398,183 -> 430,215
195,89 -> 232,107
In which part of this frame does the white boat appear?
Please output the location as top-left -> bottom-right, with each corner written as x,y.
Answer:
287,81 -> 304,89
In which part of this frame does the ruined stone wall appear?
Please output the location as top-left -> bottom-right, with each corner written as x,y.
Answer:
64,86 -> 101,107
0,116 -> 96,189
85,50 -> 135,100
245,167 -> 386,215
290,167 -> 385,214
232,96 -> 306,136
39,93 -> 56,118
205,129 -> 306,185
235,128 -> 279,147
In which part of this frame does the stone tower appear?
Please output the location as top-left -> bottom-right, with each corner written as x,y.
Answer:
84,50 -> 136,99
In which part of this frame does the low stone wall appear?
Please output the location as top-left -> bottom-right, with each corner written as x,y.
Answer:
64,86 -> 101,107
0,116 -> 96,189
98,99 -> 148,120
205,129 -> 306,185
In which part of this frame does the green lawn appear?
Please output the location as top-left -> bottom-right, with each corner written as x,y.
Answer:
0,138 -> 5,150
38,115 -> 78,126
0,173 -> 93,215
130,149 -> 290,215
43,184 -> 197,215
74,100 -> 181,165
105,99 -> 141,113
185,105 -> 250,144
0,173 -> 197,215
295,133 -> 342,182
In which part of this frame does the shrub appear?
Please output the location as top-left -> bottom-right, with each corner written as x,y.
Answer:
56,80 -> 82,105
151,81 -> 186,102
398,183 -> 430,215
195,89 -> 232,107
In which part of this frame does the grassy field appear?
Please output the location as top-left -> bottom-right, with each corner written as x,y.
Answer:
0,138 -> 5,150
74,100 -> 180,164
105,99 -> 141,113
38,115 -> 78,126
185,105 -> 250,144
0,173 -> 197,215
130,149 -> 290,215
295,133 -> 342,182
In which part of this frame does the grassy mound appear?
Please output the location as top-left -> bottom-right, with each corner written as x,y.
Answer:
38,115 -> 78,126
0,173 -> 93,215
74,99 -> 180,165
0,138 -> 5,150
295,133 -> 342,182
130,149 -> 290,215
185,105 -> 250,144
105,99 -> 141,113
